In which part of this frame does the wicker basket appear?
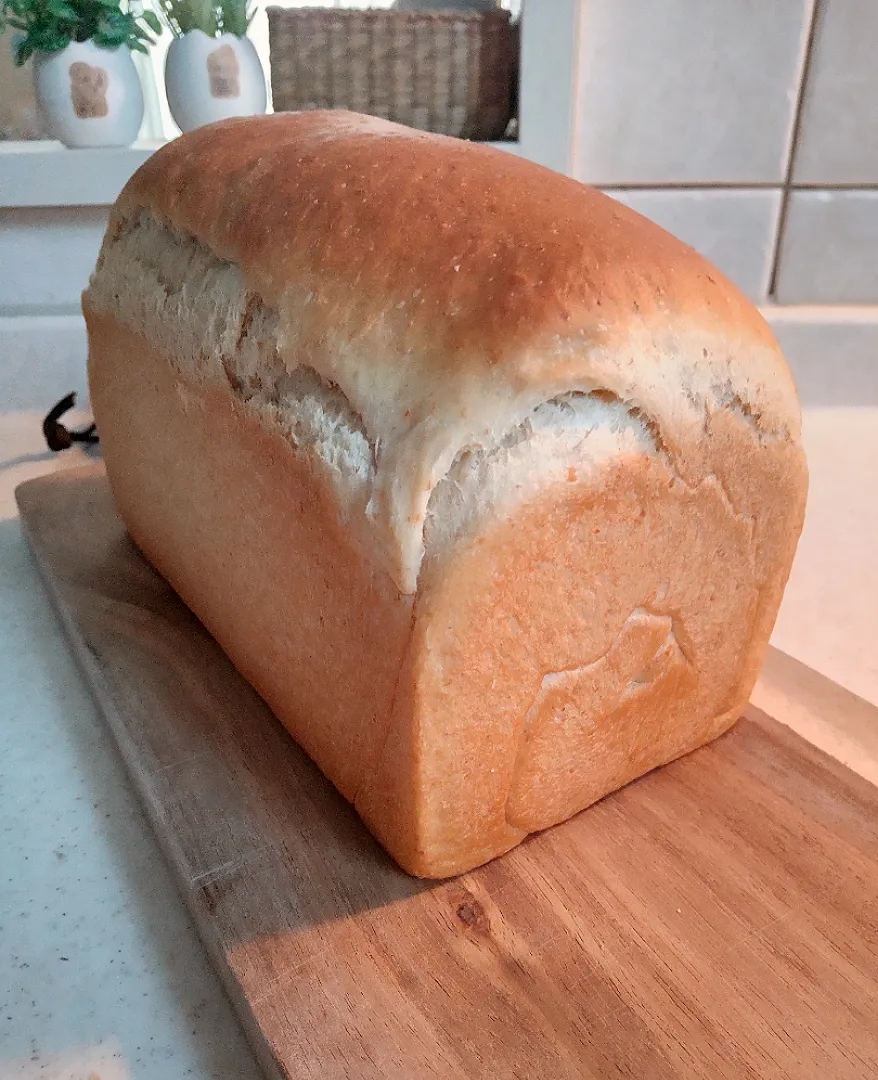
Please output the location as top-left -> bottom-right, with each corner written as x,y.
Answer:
267,8 -> 515,141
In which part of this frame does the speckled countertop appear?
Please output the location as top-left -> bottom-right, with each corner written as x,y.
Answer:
0,411 -> 263,1078
1,402 -> 876,1080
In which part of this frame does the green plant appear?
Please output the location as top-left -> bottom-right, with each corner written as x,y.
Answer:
158,0 -> 253,37
0,0 -> 161,65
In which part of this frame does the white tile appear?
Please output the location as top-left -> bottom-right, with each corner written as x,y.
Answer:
574,0 -> 813,184
604,188 -> 781,301
793,0 -> 878,184
0,207 -> 107,316
774,190 -> 878,304
761,305 -> 878,407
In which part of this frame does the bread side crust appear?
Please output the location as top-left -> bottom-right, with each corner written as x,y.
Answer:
86,311 -> 415,810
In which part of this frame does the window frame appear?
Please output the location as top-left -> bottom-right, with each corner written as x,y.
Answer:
510,0 -> 582,174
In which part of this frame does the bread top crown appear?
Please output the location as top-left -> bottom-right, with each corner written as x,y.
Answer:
89,111 -> 802,593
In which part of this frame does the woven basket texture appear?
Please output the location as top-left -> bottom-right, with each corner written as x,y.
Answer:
267,7 -> 515,140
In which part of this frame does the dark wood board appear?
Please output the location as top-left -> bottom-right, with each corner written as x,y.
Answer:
16,464 -> 878,1080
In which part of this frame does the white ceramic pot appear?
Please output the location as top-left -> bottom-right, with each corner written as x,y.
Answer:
33,40 -> 144,149
165,30 -> 267,133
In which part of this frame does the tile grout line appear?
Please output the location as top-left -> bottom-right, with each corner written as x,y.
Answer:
600,182 -> 783,191
598,182 -> 878,193
767,0 -> 822,299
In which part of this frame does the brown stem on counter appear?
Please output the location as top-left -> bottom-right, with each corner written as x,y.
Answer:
42,393 -> 99,453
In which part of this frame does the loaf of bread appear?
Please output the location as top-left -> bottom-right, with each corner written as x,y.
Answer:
84,112 -> 807,878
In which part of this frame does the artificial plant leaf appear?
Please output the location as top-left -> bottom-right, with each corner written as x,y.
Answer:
46,1 -> 79,21
40,29 -> 71,52
95,26 -> 126,43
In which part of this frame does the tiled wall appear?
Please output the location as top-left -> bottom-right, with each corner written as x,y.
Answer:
573,0 -> 878,306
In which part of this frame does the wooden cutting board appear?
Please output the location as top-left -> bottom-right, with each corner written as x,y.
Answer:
16,464 -> 878,1080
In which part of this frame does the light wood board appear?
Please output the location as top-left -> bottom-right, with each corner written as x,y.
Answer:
16,464 -> 878,1080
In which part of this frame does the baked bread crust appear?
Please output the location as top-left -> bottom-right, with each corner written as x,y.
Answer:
85,111 -> 807,877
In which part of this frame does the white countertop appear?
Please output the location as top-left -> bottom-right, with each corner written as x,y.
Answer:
1,403 -> 876,1079
0,413 -> 263,1079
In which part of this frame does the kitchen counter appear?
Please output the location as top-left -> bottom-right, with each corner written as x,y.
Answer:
0,411 -> 263,1077
1,402 -> 876,1079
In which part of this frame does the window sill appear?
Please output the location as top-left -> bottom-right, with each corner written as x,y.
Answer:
0,140 -> 165,209
0,137 -> 524,210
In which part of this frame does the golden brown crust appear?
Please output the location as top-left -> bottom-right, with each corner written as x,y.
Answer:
117,112 -> 778,381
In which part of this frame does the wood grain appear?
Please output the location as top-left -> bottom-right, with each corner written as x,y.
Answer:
16,464 -> 878,1080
